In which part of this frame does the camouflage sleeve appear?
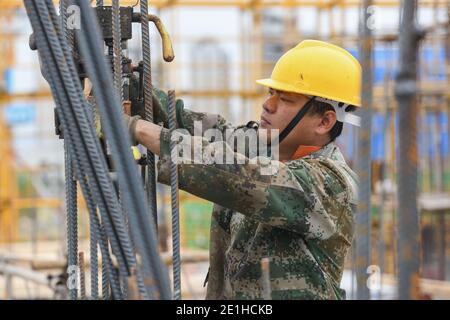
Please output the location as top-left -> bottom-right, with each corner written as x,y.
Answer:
157,128 -> 341,240
177,108 -> 236,137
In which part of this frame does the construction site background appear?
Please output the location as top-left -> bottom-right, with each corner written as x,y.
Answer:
0,0 -> 449,299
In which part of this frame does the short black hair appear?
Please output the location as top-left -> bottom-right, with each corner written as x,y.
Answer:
307,99 -> 357,142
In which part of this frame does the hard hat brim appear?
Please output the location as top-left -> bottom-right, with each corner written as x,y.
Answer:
256,78 -> 361,107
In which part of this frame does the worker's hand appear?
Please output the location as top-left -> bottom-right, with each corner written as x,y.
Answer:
89,96 -> 141,145
121,100 -> 143,145
152,87 -> 184,128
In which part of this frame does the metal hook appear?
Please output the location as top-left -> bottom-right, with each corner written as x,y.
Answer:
133,13 -> 175,62
147,14 -> 175,62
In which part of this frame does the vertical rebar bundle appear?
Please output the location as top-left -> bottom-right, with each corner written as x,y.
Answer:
74,0 -> 170,299
24,0 -> 170,300
355,0 -> 373,300
395,0 -> 422,300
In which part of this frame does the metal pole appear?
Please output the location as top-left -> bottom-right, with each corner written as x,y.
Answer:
355,0 -> 373,300
446,3 -> 450,193
395,0 -> 422,300
378,41 -> 395,299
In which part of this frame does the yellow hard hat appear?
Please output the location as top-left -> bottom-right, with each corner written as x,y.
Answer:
256,40 -> 361,107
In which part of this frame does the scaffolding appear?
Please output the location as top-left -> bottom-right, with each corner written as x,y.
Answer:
0,0 -> 449,300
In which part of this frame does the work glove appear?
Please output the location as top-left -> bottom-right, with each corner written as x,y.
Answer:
89,86 -> 183,144
90,97 -> 141,145
152,87 -> 185,128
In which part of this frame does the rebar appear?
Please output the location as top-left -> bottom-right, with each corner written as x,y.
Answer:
355,0 -> 373,300
140,0 -> 159,228
60,0 -> 78,302
112,0 -> 123,102
79,251 -> 86,299
89,206 -> 99,299
64,141 -> 78,300
395,0 -> 421,300
168,90 -> 181,300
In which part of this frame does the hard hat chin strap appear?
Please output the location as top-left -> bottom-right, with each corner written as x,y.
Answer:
274,96 -> 316,145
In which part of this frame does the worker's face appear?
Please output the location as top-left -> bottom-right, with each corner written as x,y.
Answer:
260,88 -> 337,150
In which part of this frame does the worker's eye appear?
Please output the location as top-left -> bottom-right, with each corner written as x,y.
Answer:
268,89 -> 275,96
281,97 -> 294,103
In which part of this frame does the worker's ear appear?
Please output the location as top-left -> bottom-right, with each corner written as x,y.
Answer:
315,110 -> 337,135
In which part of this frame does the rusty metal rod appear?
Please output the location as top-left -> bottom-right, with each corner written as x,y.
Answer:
355,0 -> 373,300
395,0 -> 422,300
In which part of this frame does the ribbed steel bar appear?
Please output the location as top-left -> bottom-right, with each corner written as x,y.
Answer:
102,253 -> 110,299
60,0 -> 78,301
168,90 -> 181,300
79,251 -> 86,299
112,0 -> 123,102
355,0 -> 373,300
140,0 -> 159,228
64,140 -> 78,300
89,206 -> 99,299
395,0 -> 421,300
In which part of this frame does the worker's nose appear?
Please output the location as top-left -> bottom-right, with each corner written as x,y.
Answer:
263,95 -> 278,114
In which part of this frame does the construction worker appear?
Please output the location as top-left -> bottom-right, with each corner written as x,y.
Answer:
126,39 -> 361,300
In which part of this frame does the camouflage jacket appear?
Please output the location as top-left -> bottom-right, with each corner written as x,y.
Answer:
157,108 -> 358,300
